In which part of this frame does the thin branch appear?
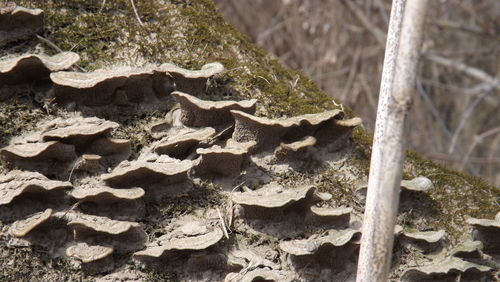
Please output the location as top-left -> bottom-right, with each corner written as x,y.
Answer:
425,54 -> 500,90
343,0 -> 386,47
99,0 -> 106,13
416,77 -> 480,175
461,126 -> 500,170
130,0 -> 144,26
216,207 -> 229,239
448,90 -> 492,154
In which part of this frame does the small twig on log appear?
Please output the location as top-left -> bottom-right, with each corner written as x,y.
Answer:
130,0 -> 144,26
227,181 -> 245,229
36,34 -> 63,52
99,0 -> 106,13
216,207 -> 229,239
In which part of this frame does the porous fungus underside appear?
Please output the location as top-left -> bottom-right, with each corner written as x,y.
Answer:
0,0 -> 498,281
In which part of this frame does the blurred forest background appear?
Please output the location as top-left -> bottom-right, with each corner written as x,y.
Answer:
214,0 -> 500,187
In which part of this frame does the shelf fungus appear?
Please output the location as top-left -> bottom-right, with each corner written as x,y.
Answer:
41,117 -> 119,148
231,183 -> 319,219
133,221 -> 223,263
171,91 -> 257,127
467,213 -> 500,254
274,136 -> 317,161
102,159 -> 193,200
231,109 -> 359,152
152,127 -> 216,159
279,229 -> 360,267
10,208 -> 53,237
306,206 -> 352,227
50,66 -> 172,107
193,140 -> 256,176
450,241 -> 483,259
65,242 -> 114,274
0,140 -> 77,173
0,171 -> 71,207
0,52 -> 80,85
225,268 -> 289,282
50,62 -> 223,108
401,256 -> 492,281
71,183 -> 145,220
7,208 -> 68,250
40,116 -> 130,165
399,229 -> 446,253
0,4 -> 43,47
63,212 -> 146,253
159,62 -> 224,95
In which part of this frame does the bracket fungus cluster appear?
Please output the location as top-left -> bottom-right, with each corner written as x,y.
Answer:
396,228 -> 446,253
231,109 -> 361,152
467,212 -> 500,256
5,7 -> 490,279
0,52 -> 80,85
0,3 -> 43,47
279,229 -> 361,268
0,171 -> 70,220
231,183 -> 320,219
172,91 -> 257,127
0,116 -> 130,174
401,256 -> 492,281
134,220 -> 223,268
71,178 -> 145,220
102,157 -> 193,201
49,62 -> 224,110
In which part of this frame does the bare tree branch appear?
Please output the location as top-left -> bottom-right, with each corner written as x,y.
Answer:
357,1 -> 429,281
425,53 -> 500,90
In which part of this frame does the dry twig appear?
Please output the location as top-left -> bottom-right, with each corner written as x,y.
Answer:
129,0 -> 144,26
216,207 -> 229,239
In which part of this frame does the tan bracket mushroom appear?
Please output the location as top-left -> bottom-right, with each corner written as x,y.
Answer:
10,208 -> 53,237
306,206 -> 352,227
467,213 -> 500,255
231,109 -> 359,152
172,91 -> 257,127
279,229 -> 361,267
401,256 -> 492,281
62,211 -> 147,253
0,140 -> 77,174
152,127 -> 216,159
134,221 -> 223,264
0,4 -> 43,47
0,52 -> 79,85
65,242 -> 115,274
193,140 -> 256,176
159,62 -> 224,95
231,183 -> 319,219
0,171 -> 71,206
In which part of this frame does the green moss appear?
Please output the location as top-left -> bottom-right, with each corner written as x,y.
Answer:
405,150 -> 499,241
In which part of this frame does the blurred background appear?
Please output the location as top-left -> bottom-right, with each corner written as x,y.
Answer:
214,0 -> 500,187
